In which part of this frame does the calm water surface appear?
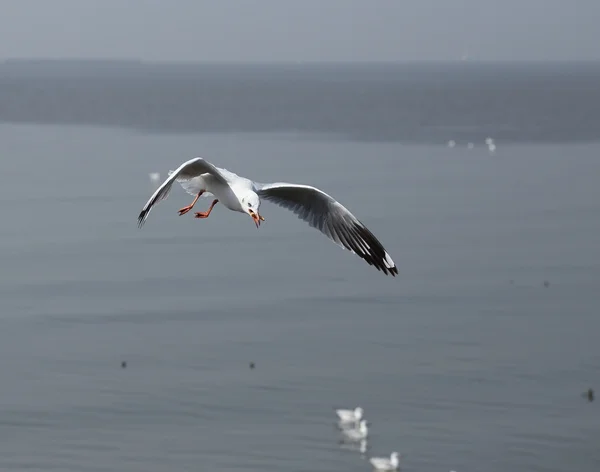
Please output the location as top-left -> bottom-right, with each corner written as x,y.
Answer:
0,63 -> 599,471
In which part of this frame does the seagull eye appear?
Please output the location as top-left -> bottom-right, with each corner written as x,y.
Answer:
247,202 -> 252,208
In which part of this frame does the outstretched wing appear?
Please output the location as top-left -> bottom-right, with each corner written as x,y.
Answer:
255,182 -> 398,276
138,157 -> 228,228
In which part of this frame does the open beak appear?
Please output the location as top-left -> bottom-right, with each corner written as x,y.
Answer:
250,211 -> 265,228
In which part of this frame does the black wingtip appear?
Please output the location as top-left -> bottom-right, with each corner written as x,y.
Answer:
137,210 -> 147,228
347,221 -> 398,277
375,263 -> 398,277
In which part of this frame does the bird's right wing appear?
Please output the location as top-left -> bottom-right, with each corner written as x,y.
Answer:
137,157 -> 227,228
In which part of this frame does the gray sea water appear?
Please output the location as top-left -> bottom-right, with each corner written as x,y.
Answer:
0,62 -> 599,471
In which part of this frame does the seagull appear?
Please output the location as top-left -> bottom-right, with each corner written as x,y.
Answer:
369,452 -> 400,471
335,406 -> 364,424
340,420 -> 369,441
137,157 -> 398,276
148,172 -> 161,183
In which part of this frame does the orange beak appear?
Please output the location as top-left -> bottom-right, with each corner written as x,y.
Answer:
250,211 -> 265,228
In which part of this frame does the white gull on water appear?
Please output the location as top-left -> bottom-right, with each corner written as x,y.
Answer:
148,172 -> 161,183
340,420 -> 369,441
138,157 -> 398,276
369,452 -> 400,471
335,406 -> 364,424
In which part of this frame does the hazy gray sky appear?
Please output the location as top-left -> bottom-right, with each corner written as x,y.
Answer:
0,0 -> 597,62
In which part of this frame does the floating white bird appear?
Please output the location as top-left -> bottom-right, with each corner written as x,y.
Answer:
149,172 -> 161,183
369,452 -> 400,471
138,157 -> 398,276
341,420 -> 369,441
336,406 -> 364,424
447,140 -> 456,148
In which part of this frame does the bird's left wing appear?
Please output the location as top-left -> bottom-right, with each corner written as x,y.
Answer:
255,182 -> 397,276
138,157 -> 227,228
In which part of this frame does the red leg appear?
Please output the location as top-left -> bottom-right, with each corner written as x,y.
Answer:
194,199 -> 219,219
178,191 -> 204,216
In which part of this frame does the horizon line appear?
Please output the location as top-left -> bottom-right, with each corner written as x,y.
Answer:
2,57 -> 600,66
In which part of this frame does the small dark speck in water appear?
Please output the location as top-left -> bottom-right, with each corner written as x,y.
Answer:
249,362 -> 255,369
121,361 -> 127,369
585,388 -> 594,402
543,280 -> 550,288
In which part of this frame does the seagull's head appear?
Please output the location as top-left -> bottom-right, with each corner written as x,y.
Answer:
242,191 -> 264,228
354,407 -> 363,419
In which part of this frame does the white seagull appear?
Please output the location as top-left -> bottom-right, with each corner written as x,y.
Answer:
137,157 -> 398,276
340,420 -> 369,441
335,406 -> 364,424
369,452 -> 401,471
148,172 -> 161,183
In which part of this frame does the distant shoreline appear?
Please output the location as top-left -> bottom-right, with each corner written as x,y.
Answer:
1,58 -> 599,145
2,58 -> 600,67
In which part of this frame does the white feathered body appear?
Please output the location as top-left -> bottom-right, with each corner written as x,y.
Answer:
169,166 -> 252,213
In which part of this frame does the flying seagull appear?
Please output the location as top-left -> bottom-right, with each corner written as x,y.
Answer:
137,157 -> 398,276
